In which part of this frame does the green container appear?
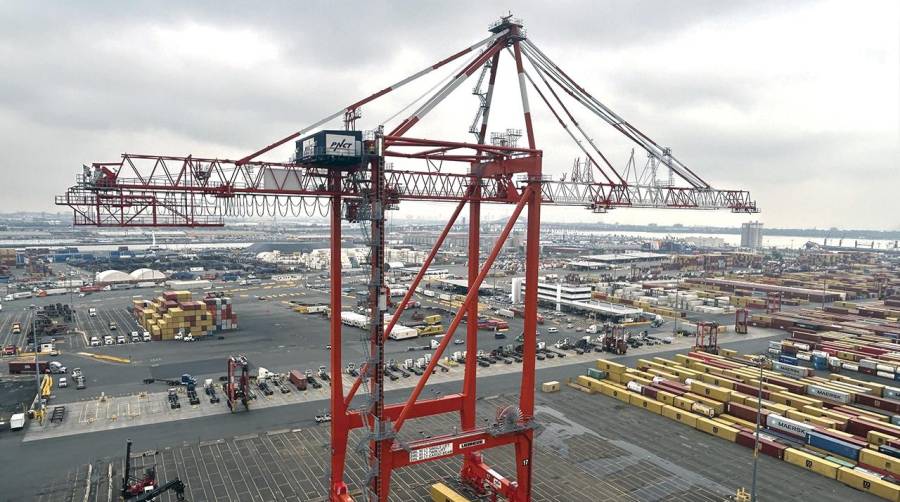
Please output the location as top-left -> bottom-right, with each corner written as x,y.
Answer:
587,368 -> 608,380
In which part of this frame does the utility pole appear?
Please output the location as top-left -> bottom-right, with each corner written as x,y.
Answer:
750,354 -> 766,502
30,304 -> 41,414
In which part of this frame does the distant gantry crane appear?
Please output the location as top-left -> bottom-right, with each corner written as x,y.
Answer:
56,15 -> 757,502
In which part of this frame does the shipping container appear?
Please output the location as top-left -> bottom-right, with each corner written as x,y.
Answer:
289,370 -> 307,391
766,414 -> 815,438
806,430 -> 861,461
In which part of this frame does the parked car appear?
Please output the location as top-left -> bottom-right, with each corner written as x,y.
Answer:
75,377 -> 86,390
89,336 -> 101,347
108,321 -> 117,330
116,335 -> 126,344
58,377 -> 68,388
142,331 -> 151,342
182,335 -> 195,342
131,333 -> 141,343
104,336 -> 114,345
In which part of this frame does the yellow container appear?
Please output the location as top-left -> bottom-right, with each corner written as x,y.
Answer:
662,405 -> 699,428
647,368 -> 680,381
699,373 -> 737,391
868,431 -> 897,448
771,391 -> 821,409
596,360 -> 626,374
692,379 -> 735,400
684,393 -> 726,415
760,401 -> 793,416
629,394 -> 664,414
674,396 -> 695,412
695,417 -> 739,442
783,448 -> 840,479
541,381 -> 560,393
859,448 -> 900,477
836,467 -> 900,501
655,390 -> 676,406
718,414 -> 756,431
577,375 -> 601,391
785,409 -> 839,430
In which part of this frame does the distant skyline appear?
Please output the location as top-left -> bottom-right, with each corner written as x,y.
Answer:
1,1 -> 898,229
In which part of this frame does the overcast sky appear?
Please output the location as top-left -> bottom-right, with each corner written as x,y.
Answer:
1,1 -> 897,230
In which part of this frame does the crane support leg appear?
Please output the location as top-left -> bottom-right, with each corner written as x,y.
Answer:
330,171 -> 351,501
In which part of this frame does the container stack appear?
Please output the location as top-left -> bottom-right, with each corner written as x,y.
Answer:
132,290 -> 227,341
203,294 -> 238,331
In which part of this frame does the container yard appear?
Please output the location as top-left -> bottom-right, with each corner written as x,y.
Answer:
1,4 -> 898,502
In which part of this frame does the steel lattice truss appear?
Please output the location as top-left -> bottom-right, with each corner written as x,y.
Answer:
54,15 -> 758,502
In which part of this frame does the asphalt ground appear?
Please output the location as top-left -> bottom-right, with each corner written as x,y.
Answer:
1,279 -> 738,410
3,335 -> 878,501
25,334 -> 878,502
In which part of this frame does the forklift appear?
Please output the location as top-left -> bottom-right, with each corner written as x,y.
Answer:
121,439 -> 187,501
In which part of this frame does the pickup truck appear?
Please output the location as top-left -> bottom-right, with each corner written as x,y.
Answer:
104,335 -> 114,345
89,336 -> 101,347
88,308 -> 97,317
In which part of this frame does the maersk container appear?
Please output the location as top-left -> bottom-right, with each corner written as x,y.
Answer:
766,414 -> 815,438
296,130 -> 364,165
772,361 -> 810,379
806,430 -> 861,461
806,384 -> 851,404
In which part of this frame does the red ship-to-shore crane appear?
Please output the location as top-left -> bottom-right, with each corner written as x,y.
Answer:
56,16 -> 756,502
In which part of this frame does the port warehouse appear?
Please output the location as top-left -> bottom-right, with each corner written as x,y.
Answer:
576,343 -> 900,501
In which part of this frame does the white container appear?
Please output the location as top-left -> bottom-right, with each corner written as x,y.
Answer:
766,414 -> 814,438
806,384 -> 851,404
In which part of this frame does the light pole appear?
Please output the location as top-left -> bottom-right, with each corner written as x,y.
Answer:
750,354 -> 767,502
30,304 -> 41,413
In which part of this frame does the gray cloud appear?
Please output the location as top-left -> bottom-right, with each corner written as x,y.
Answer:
0,0 -> 897,230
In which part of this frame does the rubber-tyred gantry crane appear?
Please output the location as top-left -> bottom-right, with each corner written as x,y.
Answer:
56,16 -> 757,502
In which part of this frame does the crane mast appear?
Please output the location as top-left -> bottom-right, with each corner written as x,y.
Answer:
54,15 -> 757,502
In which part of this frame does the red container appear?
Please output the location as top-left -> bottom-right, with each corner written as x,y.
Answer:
727,402 -> 770,423
765,376 -> 806,394
735,431 -> 787,460
649,384 -> 685,397
289,370 -> 307,391
641,387 -> 658,400
846,416 -> 896,438
856,393 -> 900,414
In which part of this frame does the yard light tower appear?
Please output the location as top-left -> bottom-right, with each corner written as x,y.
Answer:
750,354 -> 768,502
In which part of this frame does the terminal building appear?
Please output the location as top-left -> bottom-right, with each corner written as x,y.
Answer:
512,277 -> 644,321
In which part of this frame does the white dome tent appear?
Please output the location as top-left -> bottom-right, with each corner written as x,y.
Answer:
130,268 -> 167,281
95,270 -> 131,283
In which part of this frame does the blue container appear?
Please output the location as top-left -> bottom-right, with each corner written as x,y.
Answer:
778,355 -> 799,366
806,430 -> 861,461
879,445 -> 900,459
812,356 -> 828,371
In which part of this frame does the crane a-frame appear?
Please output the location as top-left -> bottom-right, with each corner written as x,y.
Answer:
56,15 -> 756,502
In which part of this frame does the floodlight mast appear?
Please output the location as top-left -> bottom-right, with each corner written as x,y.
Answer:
55,15 -> 757,502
